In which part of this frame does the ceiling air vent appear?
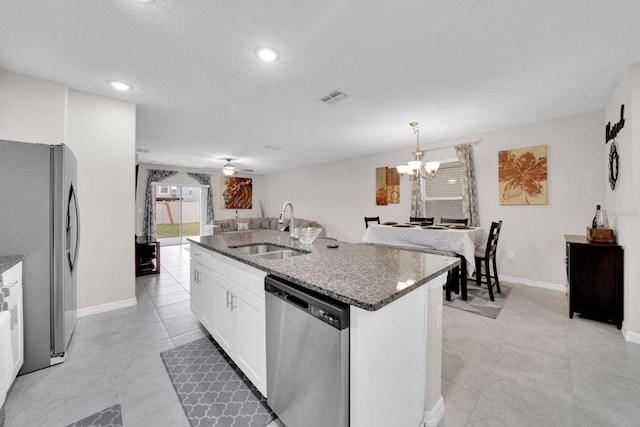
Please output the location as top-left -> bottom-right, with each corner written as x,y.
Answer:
320,90 -> 348,105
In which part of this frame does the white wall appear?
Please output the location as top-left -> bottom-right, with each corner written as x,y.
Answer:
0,69 -> 137,312
135,163 -> 263,234
604,64 -> 640,338
66,89 -> 136,310
0,69 -> 66,144
263,111 -> 604,289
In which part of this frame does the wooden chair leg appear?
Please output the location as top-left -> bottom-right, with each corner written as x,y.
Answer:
492,256 -> 501,294
460,257 -> 468,301
475,257 -> 482,288
452,265 -> 460,295
485,257 -> 495,301
445,270 -> 452,301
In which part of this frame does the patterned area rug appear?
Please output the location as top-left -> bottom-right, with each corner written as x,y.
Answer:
160,336 -> 276,427
444,282 -> 512,319
66,404 -> 123,427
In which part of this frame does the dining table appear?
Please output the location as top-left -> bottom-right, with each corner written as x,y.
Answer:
361,223 -> 485,275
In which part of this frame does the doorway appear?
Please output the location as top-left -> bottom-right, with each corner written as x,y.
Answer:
154,185 -> 204,245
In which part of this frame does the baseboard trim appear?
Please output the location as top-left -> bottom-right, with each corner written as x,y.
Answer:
500,275 -> 566,292
424,395 -> 445,427
76,297 -> 137,318
622,323 -> 640,344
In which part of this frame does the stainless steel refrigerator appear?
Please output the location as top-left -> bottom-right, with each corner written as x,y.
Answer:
0,140 -> 79,374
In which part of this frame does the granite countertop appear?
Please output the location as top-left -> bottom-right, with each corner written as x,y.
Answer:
0,255 -> 24,276
188,230 -> 459,311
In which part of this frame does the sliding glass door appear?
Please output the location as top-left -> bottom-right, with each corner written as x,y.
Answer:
155,185 -> 204,245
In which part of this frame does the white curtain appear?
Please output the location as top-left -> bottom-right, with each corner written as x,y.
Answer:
410,178 -> 424,218
455,144 -> 480,227
187,172 -> 214,224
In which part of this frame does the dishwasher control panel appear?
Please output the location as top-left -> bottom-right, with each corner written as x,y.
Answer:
311,306 -> 341,328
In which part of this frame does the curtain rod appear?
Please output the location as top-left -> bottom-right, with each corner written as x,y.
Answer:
151,181 -> 210,188
423,139 -> 482,152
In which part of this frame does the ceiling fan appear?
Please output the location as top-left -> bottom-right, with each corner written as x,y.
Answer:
218,158 -> 253,176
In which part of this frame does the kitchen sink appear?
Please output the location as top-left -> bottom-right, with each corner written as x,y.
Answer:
229,243 -> 310,259
254,250 -> 306,260
231,244 -> 287,255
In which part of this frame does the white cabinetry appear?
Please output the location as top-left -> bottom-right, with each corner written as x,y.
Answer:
1,261 -> 24,383
189,243 -> 267,396
190,259 -> 214,331
190,244 -> 215,331
211,272 -> 236,354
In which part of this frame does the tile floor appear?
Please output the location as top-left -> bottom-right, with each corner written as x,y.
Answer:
439,284 -> 640,427
4,244 -> 640,426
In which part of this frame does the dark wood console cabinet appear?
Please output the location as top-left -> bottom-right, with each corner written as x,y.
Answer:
136,237 -> 160,276
565,235 -> 623,329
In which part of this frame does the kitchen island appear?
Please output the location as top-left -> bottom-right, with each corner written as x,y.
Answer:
188,230 -> 459,427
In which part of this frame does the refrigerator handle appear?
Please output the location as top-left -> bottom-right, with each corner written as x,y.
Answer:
67,183 -> 80,272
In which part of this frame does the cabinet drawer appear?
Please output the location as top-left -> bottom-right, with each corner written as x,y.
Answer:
190,243 -> 214,269
211,250 -> 266,299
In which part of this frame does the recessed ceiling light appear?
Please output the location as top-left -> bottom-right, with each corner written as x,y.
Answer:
256,47 -> 279,62
109,81 -> 132,91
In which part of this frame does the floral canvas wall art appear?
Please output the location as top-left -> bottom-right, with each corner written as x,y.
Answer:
498,145 -> 547,205
222,176 -> 253,209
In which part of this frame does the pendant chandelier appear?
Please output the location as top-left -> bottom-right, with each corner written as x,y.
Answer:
396,122 -> 440,180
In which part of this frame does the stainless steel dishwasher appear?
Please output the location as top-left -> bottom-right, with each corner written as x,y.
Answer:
265,275 -> 350,427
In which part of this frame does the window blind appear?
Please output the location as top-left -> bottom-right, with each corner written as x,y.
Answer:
424,161 -> 465,221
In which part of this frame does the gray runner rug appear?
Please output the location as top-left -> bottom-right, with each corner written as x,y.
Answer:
444,282 -> 512,319
65,404 -> 123,427
160,335 -> 276,427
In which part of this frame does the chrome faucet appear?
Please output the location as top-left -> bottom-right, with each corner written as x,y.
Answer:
278,201 -> 295,238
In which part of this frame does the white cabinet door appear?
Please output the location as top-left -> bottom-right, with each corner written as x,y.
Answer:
190,259 -> 215,334
199,266 -> 215,333
190,261 -> 201,320
212,272 -> 237,356
235,285 -> 267,395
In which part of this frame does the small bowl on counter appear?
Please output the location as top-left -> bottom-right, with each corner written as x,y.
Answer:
297,227 -> 322,244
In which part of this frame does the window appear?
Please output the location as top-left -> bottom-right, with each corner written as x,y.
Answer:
157,185 -> 170,196
423,161 -> 464,222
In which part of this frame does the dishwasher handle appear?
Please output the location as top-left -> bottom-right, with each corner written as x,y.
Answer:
285,294 -> 309,310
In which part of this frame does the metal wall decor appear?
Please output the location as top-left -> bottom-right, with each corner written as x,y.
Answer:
605,105 -> 625,143
608,142 -> 619,190
605,104 -> 624,191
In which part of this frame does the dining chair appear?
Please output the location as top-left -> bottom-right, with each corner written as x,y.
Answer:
364,216 -> 380,229
409,216 -> 434,225
440,218 -> 469,226
474,220 -> 503,301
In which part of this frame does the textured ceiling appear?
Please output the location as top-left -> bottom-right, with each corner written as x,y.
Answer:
2,0 -> 640,174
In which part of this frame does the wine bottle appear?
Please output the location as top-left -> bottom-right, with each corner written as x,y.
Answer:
592,205 -> 601,229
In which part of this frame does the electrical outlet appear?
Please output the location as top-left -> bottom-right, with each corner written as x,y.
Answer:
507,250 -> 514,259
